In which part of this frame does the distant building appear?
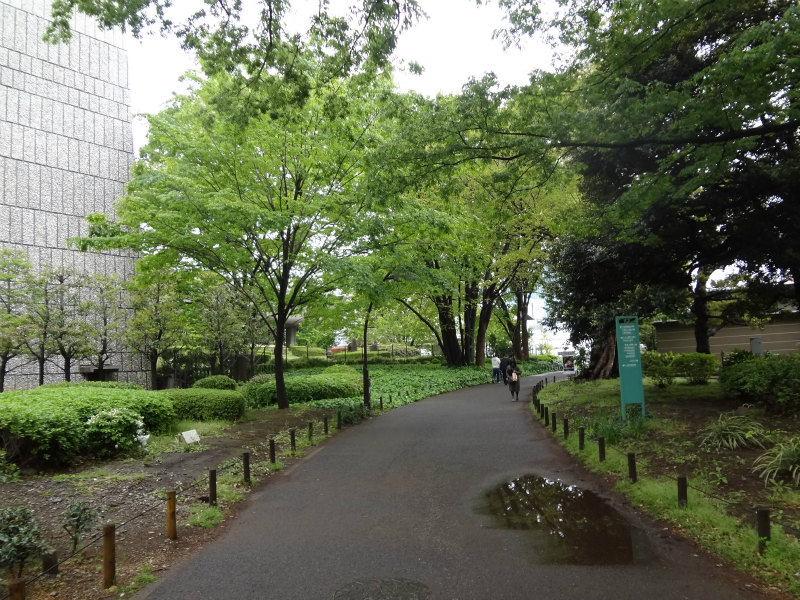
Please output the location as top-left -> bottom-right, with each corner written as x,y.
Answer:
654,315 -> 800,357
1,0 -> 146,388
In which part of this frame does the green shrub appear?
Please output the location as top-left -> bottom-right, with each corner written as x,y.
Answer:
719,353 -> 800,414
41,381 -> 144,390
160,388 -> 245,421
699,413 -> 767,451
285,357 -> 331,370
244,373 -> 361,408
588,412 -> 627,444
247,373 -> 275,385
0,387 -> 175,465
752,438 -> 800,487
641,350 -> 675,387
85,407 -> 146,457
0,451 -> 20,484
670,352 -> 719,384
61,501 -> 99,553
0,507 -> 48,579
721,348 -> 761,368
192,375 -> 237,390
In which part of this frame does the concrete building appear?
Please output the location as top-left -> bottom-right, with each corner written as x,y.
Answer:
1,0 -> 146,388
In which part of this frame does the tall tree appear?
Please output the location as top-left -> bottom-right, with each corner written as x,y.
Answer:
0,250 -> 33,392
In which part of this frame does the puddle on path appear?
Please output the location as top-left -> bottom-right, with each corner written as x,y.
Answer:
476,475 -> 651,565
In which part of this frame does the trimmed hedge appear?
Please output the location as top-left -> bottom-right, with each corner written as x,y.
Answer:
245,373 -> 361,408
192,375 -> 237,390
160,388 -> 245,421
719,353 -> 800,414
0,387 -> 175,465
670,352 -> 719,384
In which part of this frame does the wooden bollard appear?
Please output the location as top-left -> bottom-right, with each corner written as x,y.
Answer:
269,438 -> 276,464
380,396 -> 383,410
166,491 -> 177,540
563,419 -> 569,439
324,416 -> 329,435
551,412 -> 557,433
8,578 -> 24,600
578,426 -> 585,450
598,437 -> 606,462
209,469 -> 217,506
337,411 -> 342,430
42,549 -> 59,576
544,406 -> 549,427
243,452 -> 251,485
103,523 -> 115,588
627,453 -> 637,483
677,476 -> 688,508
308,422 -> 313,442
290,429 -> 296,452
757,507 -> 771,555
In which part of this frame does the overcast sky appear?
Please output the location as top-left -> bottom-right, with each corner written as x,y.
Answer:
126,0 -> 555,150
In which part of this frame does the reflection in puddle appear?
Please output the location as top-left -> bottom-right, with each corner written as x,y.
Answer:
477,475 -> 650,565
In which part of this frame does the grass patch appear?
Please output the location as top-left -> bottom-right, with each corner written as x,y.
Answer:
536,379 -> 800,597
118,565 -> 158,595
187,504 -> 223,528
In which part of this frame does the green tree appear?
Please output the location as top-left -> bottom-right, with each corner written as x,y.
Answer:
82,64 -> 396,407
123,262 -> 186,389
0,250 -> 32,392
48,268 -> 93,382
82,273 -> 126,372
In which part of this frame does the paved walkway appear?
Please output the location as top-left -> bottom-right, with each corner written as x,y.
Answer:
136,373 -> 764,600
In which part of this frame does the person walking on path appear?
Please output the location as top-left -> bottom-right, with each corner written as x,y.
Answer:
499,355 -> 511,385
491,355 -> 501,383
506,359 -> 522,401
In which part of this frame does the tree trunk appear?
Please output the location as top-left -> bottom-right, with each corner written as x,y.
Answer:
475,296 -> 495,367
63,355 -> 71,382
461,281 -> 479,365
149,352 -> 158,390
692,268 -> 712,354
362,302 -> 373,409
434,296 -> 463,366
0,354 -> 8,393
274,313 -> 288,409
589,331 -> 617,380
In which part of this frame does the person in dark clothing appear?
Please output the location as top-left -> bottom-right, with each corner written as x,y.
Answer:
499,356 -> 511,385
506,360 -> 521,401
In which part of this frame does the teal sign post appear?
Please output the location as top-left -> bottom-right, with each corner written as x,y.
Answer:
615,316 -> 645,419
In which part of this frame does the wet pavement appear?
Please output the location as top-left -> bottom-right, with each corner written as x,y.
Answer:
135,373 -> 767,600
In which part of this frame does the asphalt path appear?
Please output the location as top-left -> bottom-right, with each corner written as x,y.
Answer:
136,373 -> 766,600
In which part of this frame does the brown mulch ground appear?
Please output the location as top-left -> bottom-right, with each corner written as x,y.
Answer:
0,407 -> 333,600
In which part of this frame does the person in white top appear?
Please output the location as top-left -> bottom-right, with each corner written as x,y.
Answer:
491,356 -> 501,384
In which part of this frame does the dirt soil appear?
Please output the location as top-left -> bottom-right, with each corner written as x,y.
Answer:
0,407 -> 334,600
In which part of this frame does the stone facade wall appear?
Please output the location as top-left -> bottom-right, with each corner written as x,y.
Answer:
0,0 -> 147,388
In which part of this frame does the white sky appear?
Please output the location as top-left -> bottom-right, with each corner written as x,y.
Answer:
126,0 -> 555,151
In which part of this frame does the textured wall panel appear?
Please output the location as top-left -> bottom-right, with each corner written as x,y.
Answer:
1,0 -> 144,388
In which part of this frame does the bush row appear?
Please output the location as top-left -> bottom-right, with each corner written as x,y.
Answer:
244,371 -> 362,408
160,388 -> 246,421
0,387 -> 175,465
719,353 -> 800,414
641,351 -> 719,386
